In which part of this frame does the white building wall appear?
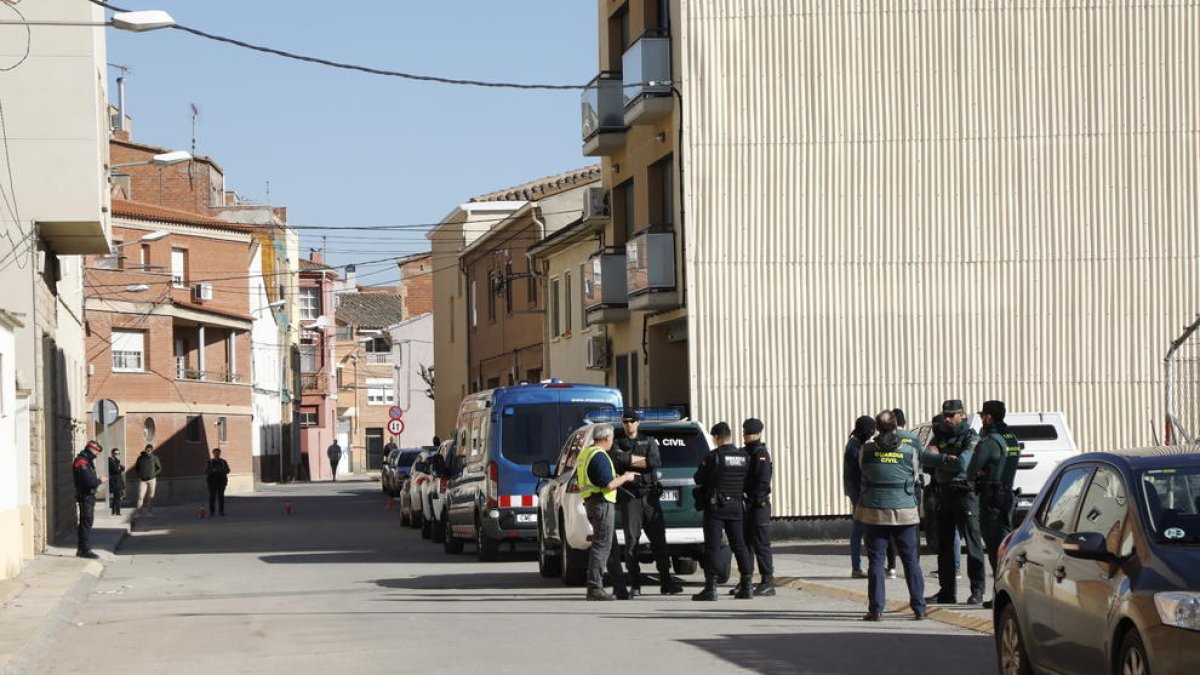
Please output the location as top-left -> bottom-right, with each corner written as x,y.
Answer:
390,313 -> 436,448
249,244 -> 283,480
681,0 -> 1200,517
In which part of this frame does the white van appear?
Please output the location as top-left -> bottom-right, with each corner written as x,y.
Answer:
969,411 -> 1079,517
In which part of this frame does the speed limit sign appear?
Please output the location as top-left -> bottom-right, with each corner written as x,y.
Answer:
387,418 -> 405,436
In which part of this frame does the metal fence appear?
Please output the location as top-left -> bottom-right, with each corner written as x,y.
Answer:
1165,315 -> 1200,444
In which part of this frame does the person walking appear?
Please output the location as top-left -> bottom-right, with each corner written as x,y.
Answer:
73,441 -> 105,559
612,410 -> 683,596
843,416 -> 876,578
107,447 -> 125,516
692,422 -> 754,601
206,448 -> 231,516
925,400 -> 987,605
740,418 -> 775,596
327,441 -> 343,481
576,423 -> 637,601
856,411 -> 926,621
134,443 -> 162,517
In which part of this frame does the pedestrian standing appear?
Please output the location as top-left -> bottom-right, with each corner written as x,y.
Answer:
692,422 -> 754,601
843,416 -> 876,579
73,441 -> 105,559
856,411 -> 926,621
975,400 -> 1017,608
327,441 -> 343,481
206,448 -> 231,516
925,400 -> 987,605
576,423 -> 637,601
134,443 -> 162,517
612,410 -> 683,596
107,448 -> 125,516
740,418 -> 775,596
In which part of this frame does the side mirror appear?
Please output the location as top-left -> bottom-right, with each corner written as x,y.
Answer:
532,461 -> 551,479
1063,531 -> 1113,561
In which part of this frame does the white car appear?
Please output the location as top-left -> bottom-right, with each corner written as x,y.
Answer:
969,410 -> 1078,517
423,440 -> 456,544
399,448 -> 436,529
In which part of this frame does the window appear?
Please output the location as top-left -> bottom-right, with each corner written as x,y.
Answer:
171,248 -> 187,288
95,242 -> 122,270
186,415 -> 202,443
470,279 -> 478,329
563,272 -> 573,334
366,378 -> 394,405
1077,467 -> 1128,555
111,330 -> 145,372
649,0 -> 670,31
300,410 -> 317,427
579,263 -> 589,329
364,337 -> 391,364
607,5 -> 630,70
336,324 -> 352,340
1010,425 -> 1060,442
299,343 -> 319,373
505,263 -> 513,315
549,277 -> 561,337
486,377 -> 500,389
1037,466 -> 1092,533
526,262 -> 538,307
299,287 -> 320,320
487,270 -> 497,323
526,368 -> 541,383
139,244 -> 151,268
651,155 -> 674,226
615,179 -> 635,242
217,416 -> 228,443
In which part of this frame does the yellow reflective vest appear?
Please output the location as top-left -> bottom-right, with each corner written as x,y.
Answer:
576,445 -> 616,503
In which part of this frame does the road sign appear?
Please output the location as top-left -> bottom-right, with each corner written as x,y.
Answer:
388,406 -> 404,420
387,418 -> 405,436
93,399 -> 119,426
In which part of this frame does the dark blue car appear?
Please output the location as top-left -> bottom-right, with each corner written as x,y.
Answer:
993,446 -> 1200,675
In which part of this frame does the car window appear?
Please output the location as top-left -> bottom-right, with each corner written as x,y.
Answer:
499,403 -> 608,465
644,428 -> 710,468
557,429 -> 587,471
1036,466 -> 1092,533
1076,466 -> 1128,554
1140,467 -> 1200,543
468,411 -> 486,460
1009,425 -> 1059,442
398,453 -> 418,469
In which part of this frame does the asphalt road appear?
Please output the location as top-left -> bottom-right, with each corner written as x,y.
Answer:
42,482 -> 997,675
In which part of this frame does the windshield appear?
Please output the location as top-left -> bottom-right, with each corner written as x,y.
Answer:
501,403 -> 614,465
640,428 -> 710,469
398,453 -> 418,468
1140,467 -> 1200,543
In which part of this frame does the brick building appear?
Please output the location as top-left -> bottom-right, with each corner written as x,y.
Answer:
397,253 -> 433,318
334,292 -> 405,471
297,255 -> 339,480
85,201 -> 256,503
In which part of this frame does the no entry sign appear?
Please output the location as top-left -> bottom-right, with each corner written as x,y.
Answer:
387,418 -> 405,435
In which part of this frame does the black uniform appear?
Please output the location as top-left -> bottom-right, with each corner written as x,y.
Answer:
742,439 -> 774,578
612,434 -> 673,591
927,424 -> 987,603
693,444 -> 752,588
107,455 -> 125,515
206,457 -> 231,516
73,447 -> 102,556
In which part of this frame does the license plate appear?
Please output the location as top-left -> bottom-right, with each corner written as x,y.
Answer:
516,513 -> 538,523
660,489 -> 680,502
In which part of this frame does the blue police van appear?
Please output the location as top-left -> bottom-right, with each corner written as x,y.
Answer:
443,380 -> 622,561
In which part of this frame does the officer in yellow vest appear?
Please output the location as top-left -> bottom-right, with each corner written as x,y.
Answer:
577,423 -> 639,601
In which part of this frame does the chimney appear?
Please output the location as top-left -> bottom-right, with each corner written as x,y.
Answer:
310,249 -> 323,264
345,264 -> 357,288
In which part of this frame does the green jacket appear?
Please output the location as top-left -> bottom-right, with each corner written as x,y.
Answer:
856,433 -> 920,525
930,431 -> 981,486
976,425 -> 1009,486
995,424 -> 1022,492
135,452 -> 162,481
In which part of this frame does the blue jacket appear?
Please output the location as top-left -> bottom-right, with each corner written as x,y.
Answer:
843,437 -> 865,503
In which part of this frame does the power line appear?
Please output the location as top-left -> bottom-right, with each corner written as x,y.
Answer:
88,0 -> 590,91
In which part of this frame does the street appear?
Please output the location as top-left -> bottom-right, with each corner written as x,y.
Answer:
42,482 -> 996,675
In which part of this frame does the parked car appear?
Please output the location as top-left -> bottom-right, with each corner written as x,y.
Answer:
992,446 -> 1200,675
443,381 -> 622,561
385,447 -> 422,499
422,440 -> 458,543
969,411 -> 1079,522
399,448 -> 436,529
532,410 -> 728,587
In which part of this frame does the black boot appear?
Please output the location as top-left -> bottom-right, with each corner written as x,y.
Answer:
753,575 -> 776,597
692,577 -> 718,601
733,574 -> 754,599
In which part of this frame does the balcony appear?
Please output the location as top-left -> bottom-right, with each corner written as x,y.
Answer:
622,31 -> 673,126
301,372 -> 328,393
176,366 -> 240,384
364,351 -> 393,365
626,227 -> 679,312
584,250 -> 629,323
581,72 -> 627,156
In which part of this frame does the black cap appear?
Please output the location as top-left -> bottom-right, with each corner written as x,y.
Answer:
941,399 -> 965,414
852,415 -> 876,440
980,400 -> 1006,420
710,422 -> 732,438
742,418 -> 764,435
621,409 -> 642,422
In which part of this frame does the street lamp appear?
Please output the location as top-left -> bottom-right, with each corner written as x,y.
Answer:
252,300 -> 287,314
111,151 -> 193,172
0,10 -> 177,32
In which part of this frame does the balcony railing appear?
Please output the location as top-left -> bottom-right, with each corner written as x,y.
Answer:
301,372 -> 328,393
364,351 -> 393,365
626,228 -> 680,312
176,366 -> 240,383
585,250 -> 630,323
582,72 -> 627,156
622,30 -> 672,120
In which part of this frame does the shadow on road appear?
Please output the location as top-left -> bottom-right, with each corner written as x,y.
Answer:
374,572 -> 555,591
679,631 -> 995,675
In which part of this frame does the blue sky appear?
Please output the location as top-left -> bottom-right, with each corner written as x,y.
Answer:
106,1 -> 598,286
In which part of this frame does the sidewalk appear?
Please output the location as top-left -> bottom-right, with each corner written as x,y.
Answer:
0,508 -> 132,675
771,540 -> 995,634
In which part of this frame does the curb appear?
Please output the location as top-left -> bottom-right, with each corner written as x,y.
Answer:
1,561 -> 104,675
775,576 -> 994,635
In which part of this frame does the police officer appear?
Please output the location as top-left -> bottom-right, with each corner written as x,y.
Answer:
976,400 -> 1019,610
73,440 -> 105,559
924,400 -> 987,605
740,418 -> 775,596
856,410 -> 926,621
612,410 -> 683,596
576,423 -> 637,601
692,422 -> 753,601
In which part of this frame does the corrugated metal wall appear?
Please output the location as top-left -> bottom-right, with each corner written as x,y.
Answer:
680,0 -> 1200,518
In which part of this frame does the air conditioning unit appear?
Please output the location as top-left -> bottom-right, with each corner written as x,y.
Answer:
585,335 -> 608,370
192,283 -> 214,302
582,187 -> 610,223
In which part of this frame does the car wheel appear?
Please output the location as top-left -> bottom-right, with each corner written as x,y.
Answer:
420,514 -> 433,540
1117,629 -> 1150,675
672,557 -> 699,576
477,514 -> 500,562
410,507 -> 422,530
431,516 -> 446,544
715,545 -> 732,585
399,498 -> 410,527
996,603 -> 1033,675
443,518 -> 464,554
538,521 -> 561,578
